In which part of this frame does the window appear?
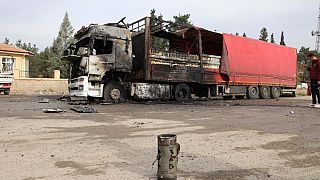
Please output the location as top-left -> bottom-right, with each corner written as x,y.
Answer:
93,39 -> 113,55
2,57 -> 15,73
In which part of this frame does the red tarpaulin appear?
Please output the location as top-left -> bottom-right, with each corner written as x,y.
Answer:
220,34 -> 297,87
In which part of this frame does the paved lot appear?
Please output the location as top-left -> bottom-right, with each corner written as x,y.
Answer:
0,95 -> 319,180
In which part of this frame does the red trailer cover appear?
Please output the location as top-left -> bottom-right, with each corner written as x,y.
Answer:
220,34 -> 297,87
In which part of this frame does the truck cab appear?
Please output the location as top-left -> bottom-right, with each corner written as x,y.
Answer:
64,19 -> 132,101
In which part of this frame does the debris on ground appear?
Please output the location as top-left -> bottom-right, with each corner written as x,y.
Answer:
100,102 -> 114,105
290,111 -> 295,114
68,101 -> 89,105
42,108 -> 65,113
71,106 -> 97,113
58,95 -> 70,101
38,99 -> 49,103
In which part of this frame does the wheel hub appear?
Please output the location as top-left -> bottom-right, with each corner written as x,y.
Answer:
110,89 -> 121,100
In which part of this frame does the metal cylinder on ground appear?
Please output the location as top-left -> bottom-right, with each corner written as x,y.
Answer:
157,134 -> 180,180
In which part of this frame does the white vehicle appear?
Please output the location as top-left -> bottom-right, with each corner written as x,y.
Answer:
0,61 -> 13,95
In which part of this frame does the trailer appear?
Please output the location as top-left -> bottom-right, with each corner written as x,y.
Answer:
64,17 -> 297,102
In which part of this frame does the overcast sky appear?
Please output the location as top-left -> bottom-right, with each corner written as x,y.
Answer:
0,0 -> 319,51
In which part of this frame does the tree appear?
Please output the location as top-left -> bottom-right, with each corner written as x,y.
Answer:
52,12 -> 74,56
270,33 -> 275,43
3,38 -> 9,44
170,13 -> 192,32
259,27 -> 268,42
15,39 -> 38,54
280,31 -> 286,46
51,12 -> 75,78
150,9 -> 192,52
243,33 -> 247,37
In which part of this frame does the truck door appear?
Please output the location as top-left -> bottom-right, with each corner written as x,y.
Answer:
115,38 -> 132,72
88,39 -> 116,77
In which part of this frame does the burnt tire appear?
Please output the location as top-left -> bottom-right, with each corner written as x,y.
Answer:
235,95 -> 245,99
174,83 -> 191,101
246,86 -> 259,99
270,87 -> 281,99
259,86 -> 270,99
103,81 -> 125,102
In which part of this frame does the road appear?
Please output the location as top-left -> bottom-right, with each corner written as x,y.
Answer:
0,95 -> 319,180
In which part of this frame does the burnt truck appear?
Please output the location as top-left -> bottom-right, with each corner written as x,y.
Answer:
64,17 -> 297,102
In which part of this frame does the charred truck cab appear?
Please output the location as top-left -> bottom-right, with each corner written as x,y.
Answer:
64,17 -> 297,102
64,18 -> 132,102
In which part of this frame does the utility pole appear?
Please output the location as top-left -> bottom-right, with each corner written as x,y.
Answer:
312,3 -> 320,52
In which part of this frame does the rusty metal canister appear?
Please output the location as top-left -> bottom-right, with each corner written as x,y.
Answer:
157,134 -> 180,180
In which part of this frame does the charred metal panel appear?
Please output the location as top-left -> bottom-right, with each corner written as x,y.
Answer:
76,25 -> 130,42
131,83 -> 170,99
144,17 -> 151,80
88,55 -> 115,81
132,33 -> 146,80
150,64 -> 202,82
115,38 -> 132,72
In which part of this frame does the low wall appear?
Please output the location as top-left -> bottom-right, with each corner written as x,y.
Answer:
11,78 -> 69,95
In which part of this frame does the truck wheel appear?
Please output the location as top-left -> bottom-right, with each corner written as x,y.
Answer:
174,83 -> 190,101
103,81 -> 125,102
259,86 -> 270,99
246,86 -> 259,99
4,91 -> 9,95
270,87 -> 281,99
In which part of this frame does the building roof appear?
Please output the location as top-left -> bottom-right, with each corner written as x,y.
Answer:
0,43 -> 34,56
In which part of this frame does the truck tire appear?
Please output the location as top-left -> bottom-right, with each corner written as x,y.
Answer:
4,91 -> 9,95
270,87 -> 281,99
174,83 -> 191,101
259,86 -> 270,99
246,86 -> 259,99
103,81 -> 125,102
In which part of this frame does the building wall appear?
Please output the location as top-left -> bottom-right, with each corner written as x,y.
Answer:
0,52 -> 29,78
11,78 -> 69,95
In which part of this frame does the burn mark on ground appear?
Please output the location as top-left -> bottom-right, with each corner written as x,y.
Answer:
179,168 -> 271,180
55,161 -> 104,175
22,177 -> 45,180
261,136 -> 320,168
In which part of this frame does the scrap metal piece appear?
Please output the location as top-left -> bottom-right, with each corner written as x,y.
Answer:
71,105 -> 97,113
42,108 -> 65,113
38,99 -> 49,103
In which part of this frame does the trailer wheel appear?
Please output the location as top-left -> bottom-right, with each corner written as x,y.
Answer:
246,86 -> 259,99
259,86 -> 270,99
270,87 -> 281,99
174,83 -> 190,101
103,81 -> 125,102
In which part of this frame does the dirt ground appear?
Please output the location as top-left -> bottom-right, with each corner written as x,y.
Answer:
0,95 -> 319,180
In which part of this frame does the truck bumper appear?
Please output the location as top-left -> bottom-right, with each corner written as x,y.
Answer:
69,76 -> 104,98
